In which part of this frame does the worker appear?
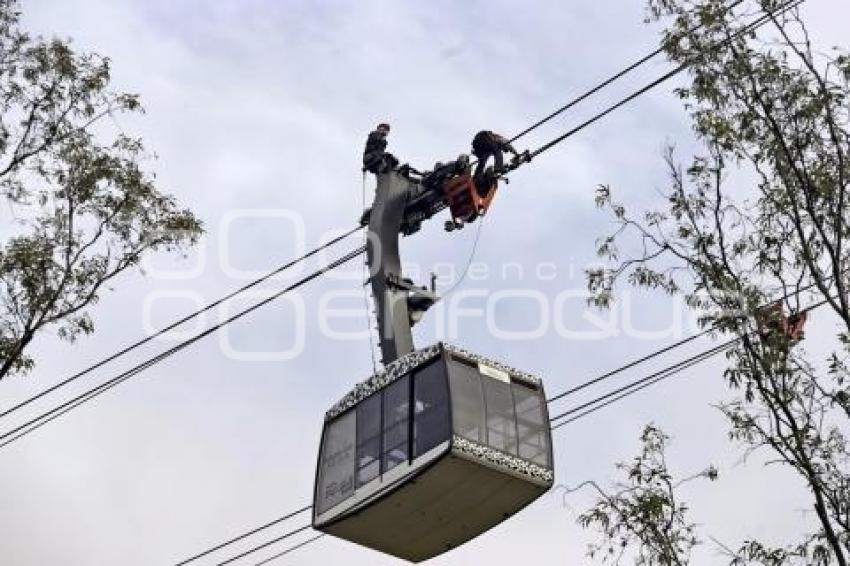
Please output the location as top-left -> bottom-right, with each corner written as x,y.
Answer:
363,122 -> 399,175
421,154 -> 470,193
754,301 -> 808,343
471,130 -> 518,195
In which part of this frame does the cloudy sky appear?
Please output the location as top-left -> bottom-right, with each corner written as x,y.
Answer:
1,1 -> 847,565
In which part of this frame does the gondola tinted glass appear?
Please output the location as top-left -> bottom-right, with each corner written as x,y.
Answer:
413,361 -> 450,457
316,410 -> 356,515
382,376 -> 410,473
513,381 -> 550,467
481,372 -> 519,455
446,354 -> 550,462
356,393 -> 381,487
447,359 -> 486,443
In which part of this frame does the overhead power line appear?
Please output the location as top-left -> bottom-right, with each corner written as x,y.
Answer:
0,226 -> 362,422
0,246 -> 367,450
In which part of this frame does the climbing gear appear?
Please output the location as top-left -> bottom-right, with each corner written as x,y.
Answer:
442,166 -> 498,229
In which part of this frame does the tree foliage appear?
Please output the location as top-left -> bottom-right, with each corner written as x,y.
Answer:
577,425 -> 717,566
585,0 -> 849,563
0,0 -> 202,379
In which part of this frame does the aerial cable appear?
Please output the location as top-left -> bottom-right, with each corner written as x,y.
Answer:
507,0 -> 746,144
175,504 -> 312,566
546,330 -> 712,405
0,0 -> 690,426
549,338 -> 738,428
551,341 -> 736,431
509,0 -> 803,166
2,0 -> 800,429
544,272 -> 829,411
0,245 -> 367,450
0,225 -> 363,422
214,524 -> 313,566
254,534 -> 325,566
550,296 -> 829,431
528,64 -> 686,160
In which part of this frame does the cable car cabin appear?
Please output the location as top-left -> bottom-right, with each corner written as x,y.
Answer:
442,173 -> 498,226
312,343 -> 554,563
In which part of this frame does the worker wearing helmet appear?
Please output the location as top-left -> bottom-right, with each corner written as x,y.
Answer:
363,123 -> 399,175
471,130 -> 518,195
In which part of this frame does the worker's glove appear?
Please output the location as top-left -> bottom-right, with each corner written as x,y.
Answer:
508,150 -> 532,170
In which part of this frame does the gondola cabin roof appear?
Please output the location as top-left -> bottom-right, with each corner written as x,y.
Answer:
313,342 -> 554,562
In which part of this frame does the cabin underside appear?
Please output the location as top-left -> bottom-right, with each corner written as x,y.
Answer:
319,446 -> 549,563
